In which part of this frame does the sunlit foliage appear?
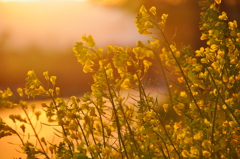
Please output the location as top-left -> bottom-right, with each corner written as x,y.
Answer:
0,0 -> 239,158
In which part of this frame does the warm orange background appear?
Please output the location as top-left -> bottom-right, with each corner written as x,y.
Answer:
0,0 -> 148,97
0,0 -> 205,98
0,0 -> 239,97
0,0 -> 239,158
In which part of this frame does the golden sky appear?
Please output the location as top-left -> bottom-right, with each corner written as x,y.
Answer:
0,0 -> 147,52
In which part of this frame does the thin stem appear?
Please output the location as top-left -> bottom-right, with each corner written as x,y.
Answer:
21,107 -> 50,159
73,114 -> 94,159
12,129 -> 25,147
46,89 -> 74,157
151,20 -> 204,119
89,121 -> 102,159
152,130 -> 169,159
205,67 -> 240,126
117,98 -> 143,157
103,67 -> 129,159
135,72 -> 181,158
90,99 -> 106,148
211,92 -> 219,159
90,47 -> 128,158
154,49 -> 173,107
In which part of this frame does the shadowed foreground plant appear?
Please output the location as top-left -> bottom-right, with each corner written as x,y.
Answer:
0,0 -> 239,158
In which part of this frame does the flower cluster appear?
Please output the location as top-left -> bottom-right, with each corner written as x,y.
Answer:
0,0 -> 239,158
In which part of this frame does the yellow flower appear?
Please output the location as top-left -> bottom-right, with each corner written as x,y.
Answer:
228,20 -> 238,30
175,103 -> 185,110
158,14 -> 168,30
215,0 -> 221,4
106,68 -> 113,79
180,91 -> 187,98
203,150 -> 211,157
222,104 -> 227,110
208,30 -> 214,36
81,35 -> 95,47
204,119 -> 212,127
149,39 -> 160,49
139,5 -> 147,15
17,88 -> 24,97
56,87 -> 60,96
200,33 -> 208,40
162,104 -> 169,112
197,100 -> 204,108
184,137 -> 193,144
83,59 -> 94,73
149,6 -> 157,16
43,71 -> 49,80
182,150 -> 190,158
165,125 -> 172,132
50,76 -> 57,86
133,47 -> 145,59
177,77 -> 184,83
218,11 -> 228,20
143,60 -> 152,73
210,44 -> 219,51
202,140 -> 211,149
161,14 -> 168,21
121,78 -> 132,89
229,121 -> 237,127
193,131 -> 203,140
190,147 -> 199,157
174,121 -> 182,130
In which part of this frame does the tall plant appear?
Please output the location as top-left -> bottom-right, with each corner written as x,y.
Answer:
0,0 -> 239,158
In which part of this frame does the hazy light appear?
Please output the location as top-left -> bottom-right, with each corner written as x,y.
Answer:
92,0 -> 127,6
0,0 -> 146,51
0,0 -> 87,1
0,0 -> 40,1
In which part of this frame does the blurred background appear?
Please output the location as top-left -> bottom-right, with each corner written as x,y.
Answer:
0,0 -> 239,158
0,0 -> 239,98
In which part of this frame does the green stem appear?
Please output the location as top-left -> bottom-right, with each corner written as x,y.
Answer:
154,49 -> 173,107
90,99 -> 106,148
21,107 -> 50,159
102,66 -> 129,159
151,20 -> 204,119
205,67 -> 240,126
211,91 -> 219,159
73,114 -> 94,159
154,108 -> 181,158
135,72 -> 181,158
47,89 -> 74,157
153,130 -> 169,159
12,129 -> 25,147
117,97 -> 143,157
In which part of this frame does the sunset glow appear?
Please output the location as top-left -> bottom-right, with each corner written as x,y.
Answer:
0,0 -> 145,51
0,0 -> 39,1
0,0 -> 87,1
